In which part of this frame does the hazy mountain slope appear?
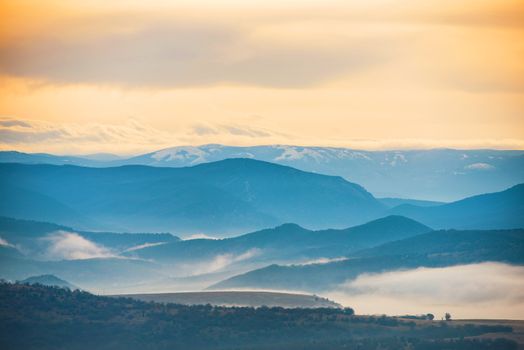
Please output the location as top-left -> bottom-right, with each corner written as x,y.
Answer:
127,216 -> 431,264
0,183 -> 98,230
0,151 -> 104,167
0,159 -> 385,234
354,229 -> 524,261
390,184 -> 524,229
20,274 -> 78,290
378,197 -> 445,208
0,217 -> 178,290
210,229 -> 524,292
0,216 -> 179,255
0,252 -> 166,291
3,147 -> 524,201
0,216 -> 429,292
0,245 -> 24,259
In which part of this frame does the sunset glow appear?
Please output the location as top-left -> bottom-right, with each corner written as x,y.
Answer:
1,0 -> 523,154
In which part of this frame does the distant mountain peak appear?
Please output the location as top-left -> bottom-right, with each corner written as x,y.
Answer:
20,274 -> 78,290
2,147 -> 524,201
0,160 -> 383,234
370,215 -> 428,225
273,223 -> 306,231
390,183 -> 524,230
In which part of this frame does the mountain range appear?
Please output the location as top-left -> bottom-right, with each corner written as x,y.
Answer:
2,213 -> 523,294
390,183 -> 524,229
211,228 -> 524,292
1,158 -> 523,235
1,148 -> 524,296
126,215 -> 431,265
0,215 -> 429,290
0,159 -> 384,234
0,216 -> 179,256
2,145 -> 523,201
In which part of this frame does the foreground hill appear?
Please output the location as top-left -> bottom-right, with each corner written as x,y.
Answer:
129,215 -> 431,264
0,283 -> 518,350
4,147 -> 523,201
0,159 -> 384,234
114,291 -> 341,308
211,228 -> 524,292
390,184 -> 524,229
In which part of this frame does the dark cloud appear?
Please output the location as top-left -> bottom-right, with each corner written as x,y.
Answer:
0,119 -> 32,128
192,125 -> 219,136
223,125 -> 272,137
0,129 -> 69,143
0,117 -> 284,152
190,123 -> 277,138
0,117 -> 172,146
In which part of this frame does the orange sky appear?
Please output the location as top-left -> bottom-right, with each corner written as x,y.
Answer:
0,0 -> 523,154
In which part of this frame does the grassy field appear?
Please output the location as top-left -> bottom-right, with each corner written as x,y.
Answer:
113,290 -> 342,308
397,318 -> 524,349
457,320 -> 524,349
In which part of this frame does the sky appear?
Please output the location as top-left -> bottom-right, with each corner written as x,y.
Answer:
0,0 -> 523,155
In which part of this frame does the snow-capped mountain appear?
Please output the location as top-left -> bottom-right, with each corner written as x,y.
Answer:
2,145 -> 523,201
118,145 -> 524,201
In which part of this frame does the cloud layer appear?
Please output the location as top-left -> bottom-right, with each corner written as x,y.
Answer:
2,116 -> 523,155
0,117 -> 286,154
0,117 -> 172,149
174,249 -> 262,277
326,263 -> 524,320
0,0 -> 522,152
0,237 -> 14,248
1,1 -> 523,90
0,13 -> 389,88
44,231 -> 115,260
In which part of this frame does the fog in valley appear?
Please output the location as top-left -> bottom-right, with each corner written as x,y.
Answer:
326,263 -> 524,320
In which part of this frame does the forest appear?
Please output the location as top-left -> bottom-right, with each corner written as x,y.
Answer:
0,282 -> 517,350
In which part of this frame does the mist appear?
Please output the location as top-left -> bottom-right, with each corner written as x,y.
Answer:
43,231 -> 115,260
171,248 -> 262,277
325,262 -> 524,320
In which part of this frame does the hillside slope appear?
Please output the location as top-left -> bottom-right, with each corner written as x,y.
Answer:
115,291 -> 341,308
390,184 -> 524,229
0,159 -> 384,234
211,229 -> 524,292
20,274 -> 78,290
0,283 -> 517,350
129,215 -> 431,264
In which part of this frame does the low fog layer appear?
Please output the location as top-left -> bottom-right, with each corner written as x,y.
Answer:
172,248 -> 262,277
326,262 -> 524,320
43,231 -> 115,260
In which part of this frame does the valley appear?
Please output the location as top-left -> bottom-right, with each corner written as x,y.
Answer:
1,150 -> 523,348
